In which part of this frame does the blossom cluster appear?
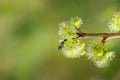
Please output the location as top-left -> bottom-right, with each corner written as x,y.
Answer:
58,16 -> 116,68
87,43 -> 115,68
58,16 -> 82,39
109,12 -> 120,32
61,39 -> 86,58
58,16 -> 85,58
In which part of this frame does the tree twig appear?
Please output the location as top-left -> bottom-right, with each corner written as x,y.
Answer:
76,27 -> 120,42
77,32 -> 120,43
78,33 -> 120,39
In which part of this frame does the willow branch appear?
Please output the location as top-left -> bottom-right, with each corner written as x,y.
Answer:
77,31 -> 120,44
78,33 -> 120,39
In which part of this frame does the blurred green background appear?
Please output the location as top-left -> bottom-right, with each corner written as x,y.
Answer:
0,0 -> 120,80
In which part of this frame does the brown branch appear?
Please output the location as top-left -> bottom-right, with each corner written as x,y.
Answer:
78,33 -> 120,39
77,32 -> 120,44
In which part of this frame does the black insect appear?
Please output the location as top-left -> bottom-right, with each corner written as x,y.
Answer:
58,39 -> 67,50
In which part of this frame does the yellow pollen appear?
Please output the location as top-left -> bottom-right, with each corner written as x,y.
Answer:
80,51 -> 86,56
74,20 -> 80,26
96,52 -> 103,57
63,27 -> 67,33
118,16 -> 120,20
80,42 -> 85,47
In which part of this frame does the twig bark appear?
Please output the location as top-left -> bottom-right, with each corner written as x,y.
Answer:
78,33 -> 120,39
77,29 -> 120,44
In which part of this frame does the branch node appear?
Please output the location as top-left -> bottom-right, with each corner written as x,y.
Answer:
101,36 -> 108,44
76,28 -> 82,34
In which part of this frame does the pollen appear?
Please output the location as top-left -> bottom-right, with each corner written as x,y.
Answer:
118,16 -> 120,20
80,50 -> 86,56
70,16 -> 83,28
80,42 -> 85,47
73,20 -> 81,26
96,51 -> 103,57
63,27 -> 67,33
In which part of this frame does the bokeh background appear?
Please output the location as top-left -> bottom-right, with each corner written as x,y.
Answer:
0,0 -> 120,80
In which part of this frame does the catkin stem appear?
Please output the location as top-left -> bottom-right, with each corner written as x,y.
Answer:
78,33 -> 120,39
77,32 -> 120,44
